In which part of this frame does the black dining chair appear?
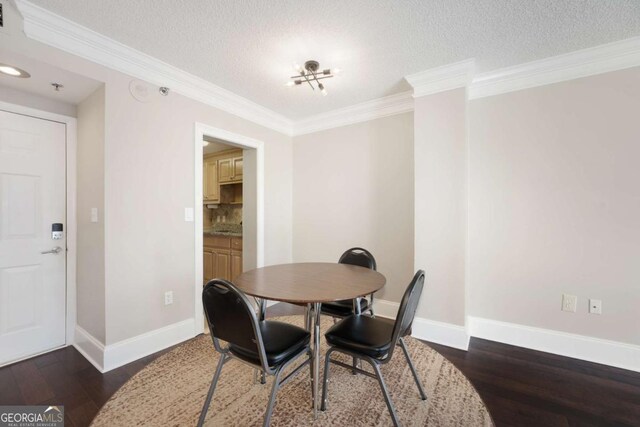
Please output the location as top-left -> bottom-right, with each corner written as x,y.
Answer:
320,270 -> 427,427
198,279 -> 312,427
320,247 -> 378,319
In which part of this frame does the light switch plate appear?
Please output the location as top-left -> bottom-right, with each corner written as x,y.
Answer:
90,208 -> 98,223
184,207 -> 194,222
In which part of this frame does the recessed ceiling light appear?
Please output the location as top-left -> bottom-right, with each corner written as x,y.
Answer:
0,63 -> 31,78
203,140 -> 210,147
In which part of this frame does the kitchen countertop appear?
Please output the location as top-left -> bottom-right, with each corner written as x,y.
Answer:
204,228 -> 242,237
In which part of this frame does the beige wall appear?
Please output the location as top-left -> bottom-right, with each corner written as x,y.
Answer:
292,113 -> 414,302
76,86 -> 106,342
4,2 -> 293,346
6,0 -> 639,354
469,67 -> 640,345
0,85 -> 77,117
413,89 -> 468,326
103,72 -> 292,344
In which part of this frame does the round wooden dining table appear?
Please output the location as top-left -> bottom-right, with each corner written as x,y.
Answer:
234,262 -> 386,419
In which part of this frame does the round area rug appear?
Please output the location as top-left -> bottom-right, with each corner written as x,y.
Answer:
91,316 -> 493,426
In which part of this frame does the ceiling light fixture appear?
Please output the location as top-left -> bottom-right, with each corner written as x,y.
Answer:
286,60 -> 338,96
0,63 -> 31,78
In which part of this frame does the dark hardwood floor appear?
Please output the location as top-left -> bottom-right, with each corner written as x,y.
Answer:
1,304 -> 639,426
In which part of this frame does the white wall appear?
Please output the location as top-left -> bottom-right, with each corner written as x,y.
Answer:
469,67 -> 640,346
292,113 -> 414,302
413,89 -> 468,326
76,85 -> 106,343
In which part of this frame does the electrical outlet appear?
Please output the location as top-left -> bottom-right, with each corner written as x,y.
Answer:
164,291 -> 173,305
562,294 -> 577,312
589,299 -> 602,315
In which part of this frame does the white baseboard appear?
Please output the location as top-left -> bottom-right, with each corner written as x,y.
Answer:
468,316 -> 640,373
373,299 -> 470,351
103,318 -> 195,372
73,325 -> 105,372
411,318 -> 470,351
76,307 -> 639,374
74,319 -> 196,373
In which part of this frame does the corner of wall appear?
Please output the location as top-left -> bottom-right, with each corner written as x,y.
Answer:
374,299 -> 470,351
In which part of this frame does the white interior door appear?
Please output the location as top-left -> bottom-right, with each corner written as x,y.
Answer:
0,110 -> 66,366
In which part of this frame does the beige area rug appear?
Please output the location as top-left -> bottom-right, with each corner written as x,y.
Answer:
91,315 -> 493,426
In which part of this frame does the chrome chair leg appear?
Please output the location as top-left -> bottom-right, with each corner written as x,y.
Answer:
257,298 -> 268,383
313,302 -> 322,418
399,337 -> 427,400
197,352 -> 227,427
320,349 -> 335,411
309,348 -> 315,405
370,361 -> 401,427
263,368 -> 283,427
305,304 -> 314,405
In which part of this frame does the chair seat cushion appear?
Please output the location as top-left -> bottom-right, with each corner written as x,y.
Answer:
321,298 -> 370,317
325,315 -> 395,359
230,320 -> 310,367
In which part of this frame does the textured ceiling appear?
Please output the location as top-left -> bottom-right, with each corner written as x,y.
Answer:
28,0 -> 640,119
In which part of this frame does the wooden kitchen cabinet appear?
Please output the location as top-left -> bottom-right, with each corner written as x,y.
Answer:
203,248 -> 231,282
214,249 -> 231,280
231,250 -> 243,282
203,235 -> 243,283
218,155 -> 243,183
203,156 -> 220,203
203,250 -> 214,283
203,149 -> 242,203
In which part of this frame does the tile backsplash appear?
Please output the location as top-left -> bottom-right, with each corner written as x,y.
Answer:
203,204 -> 242,228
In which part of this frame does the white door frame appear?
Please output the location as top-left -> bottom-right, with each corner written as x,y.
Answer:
0,101 -> 77,349
194,123 -> 264,335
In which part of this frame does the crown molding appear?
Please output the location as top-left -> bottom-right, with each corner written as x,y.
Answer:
404,59 -> 476,98
15,0 -> 294,136
13,1 -> 640,137
292,91 -> 414,136
469,36 -> 640,99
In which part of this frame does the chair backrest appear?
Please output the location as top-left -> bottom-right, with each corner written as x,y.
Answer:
202,279 -> 268,368
338,247 -> 377,270
387,270 -> 425,360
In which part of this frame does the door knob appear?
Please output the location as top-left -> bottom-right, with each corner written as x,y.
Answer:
41,246 -> 62,255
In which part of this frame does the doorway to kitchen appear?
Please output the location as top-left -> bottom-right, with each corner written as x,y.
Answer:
193,123 -> 264,335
